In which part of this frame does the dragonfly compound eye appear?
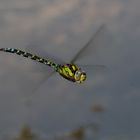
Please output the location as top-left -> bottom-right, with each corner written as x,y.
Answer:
74,69 -> 86,83
80,72 -> 86,82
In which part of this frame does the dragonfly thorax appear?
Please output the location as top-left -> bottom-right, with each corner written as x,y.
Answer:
58,64 -> 86,83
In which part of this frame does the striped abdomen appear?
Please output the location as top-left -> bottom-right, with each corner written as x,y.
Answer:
0,48 -> 59,71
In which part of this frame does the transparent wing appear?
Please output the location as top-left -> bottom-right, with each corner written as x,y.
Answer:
70,24 -> 107,65
24,41 -> 65,94
24,40 -> 64,82
25,46 -> 55,78
77,64 -> 108,75
25,42 -> 64,65
0,52 -> 57,110
77,64 -> 107,69
77,64 -> 108,84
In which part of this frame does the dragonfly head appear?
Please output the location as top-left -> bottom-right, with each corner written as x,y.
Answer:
74,68 -> 86,83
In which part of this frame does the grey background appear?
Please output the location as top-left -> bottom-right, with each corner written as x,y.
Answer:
0,0 -> 140,139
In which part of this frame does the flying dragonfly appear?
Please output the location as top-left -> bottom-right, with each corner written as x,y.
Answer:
0,25 -> 106,85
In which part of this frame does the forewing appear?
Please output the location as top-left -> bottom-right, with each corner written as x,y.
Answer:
77,64 -> 108,74
77,64 -> 109,84
70,24 -> 107,65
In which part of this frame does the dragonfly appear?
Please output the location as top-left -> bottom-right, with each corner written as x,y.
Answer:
0,25 -> 106,85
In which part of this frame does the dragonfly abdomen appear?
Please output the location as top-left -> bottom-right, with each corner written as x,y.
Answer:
0,48 -> 59,71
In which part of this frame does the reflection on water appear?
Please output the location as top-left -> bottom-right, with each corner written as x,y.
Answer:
15,126 -> 37,140
2,122 -> 99,140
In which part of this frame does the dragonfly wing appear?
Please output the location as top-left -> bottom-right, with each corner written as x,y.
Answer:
33,71 -> 56,91
23,42 -> 66,95
25,43 -> 64,65
70,24 -> 107,64
77,64 -> 108,73
77,64 -> 108,81
16,61 -> 57,106
21,47 -> 57,92
0,53 -> 57,108
21,59 -> 56,91
25,42 -> 64,75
